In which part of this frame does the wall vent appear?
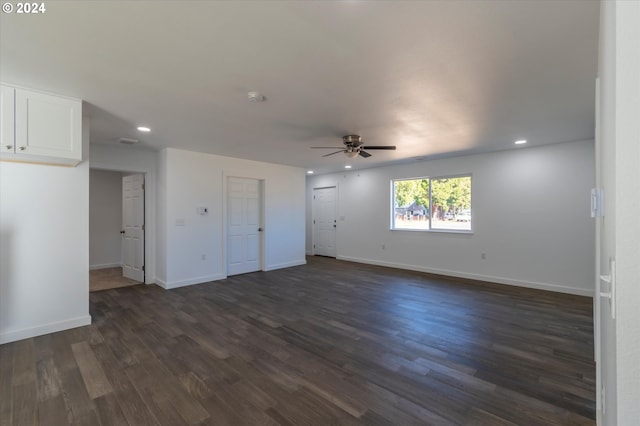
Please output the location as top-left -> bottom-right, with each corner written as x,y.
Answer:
118,138 -> 139,145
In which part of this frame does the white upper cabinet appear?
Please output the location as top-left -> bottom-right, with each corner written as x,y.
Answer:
0,85 -> 15,154
1,84 -> 82,166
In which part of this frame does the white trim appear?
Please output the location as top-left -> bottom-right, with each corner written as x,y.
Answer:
89,164 -> 155,285
89,262 -> 121,270
305,250 -> 313,256
594,76 -> 603,424
0,315 -> 92,344
263,259 -> 307,272
336,255 -> 594,297
157,273 -> 227,290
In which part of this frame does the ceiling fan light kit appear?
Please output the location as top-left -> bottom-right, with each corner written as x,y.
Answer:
311,134 -> 396,159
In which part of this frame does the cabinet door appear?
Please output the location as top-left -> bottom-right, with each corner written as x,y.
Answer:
15,88 -> 81,160
0,85 -> 14,154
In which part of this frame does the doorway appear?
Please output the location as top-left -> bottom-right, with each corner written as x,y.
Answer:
122,173 -> 145,282
312,186 -> 337,257
89,169 -> 145,292
226,176 -> 264,276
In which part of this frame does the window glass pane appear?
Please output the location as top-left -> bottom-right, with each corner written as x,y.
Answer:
393,179 -> 430,230
430,176 -> 471,230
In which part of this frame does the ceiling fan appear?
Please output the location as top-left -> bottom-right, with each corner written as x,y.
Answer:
311,135 -> 396,158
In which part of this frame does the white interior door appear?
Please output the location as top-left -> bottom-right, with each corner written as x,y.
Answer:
313,187 -> 337,257
122,174 -> 144,282
227,177 -> 262,276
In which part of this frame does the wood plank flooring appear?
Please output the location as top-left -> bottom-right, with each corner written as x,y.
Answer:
1,256 -> 596,425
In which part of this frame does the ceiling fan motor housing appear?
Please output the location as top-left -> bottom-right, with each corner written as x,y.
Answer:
343,135 -> 362,146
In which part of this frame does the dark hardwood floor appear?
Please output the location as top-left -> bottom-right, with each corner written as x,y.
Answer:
0,256 -> 595,425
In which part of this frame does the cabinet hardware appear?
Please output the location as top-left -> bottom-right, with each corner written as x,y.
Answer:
19,146 -> 26,151
5,145 -> 12,150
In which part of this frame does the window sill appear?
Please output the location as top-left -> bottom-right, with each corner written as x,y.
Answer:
390,228 -> 474,235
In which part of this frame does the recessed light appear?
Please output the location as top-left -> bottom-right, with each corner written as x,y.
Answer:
307,170 -> 314,174
137,126 -> 151,132
514,139 -> 527,145
345,165 -> 352,169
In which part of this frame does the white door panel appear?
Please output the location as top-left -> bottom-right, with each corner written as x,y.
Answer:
247,234 -> 259,261
122,174 -> 144,282
227,177 -> 262,276
313,187 -> 337,257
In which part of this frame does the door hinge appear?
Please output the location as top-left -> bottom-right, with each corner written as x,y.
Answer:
142,265 -> 145,272
313,220 -> 316,224
313,195 -> 316,200
142,183 -> 145,190
142,224 -> 145,231
313,244 -> 316,249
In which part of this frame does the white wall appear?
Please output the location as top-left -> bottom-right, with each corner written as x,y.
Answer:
307,140 -> 595,296
0,119 -> 91,344
157,148 -> 306,289
89,169 -> 123,269
597,1 -> 640,424
90,144 -> 157,284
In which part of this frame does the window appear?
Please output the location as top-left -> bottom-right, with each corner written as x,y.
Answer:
392,175 -> 472,231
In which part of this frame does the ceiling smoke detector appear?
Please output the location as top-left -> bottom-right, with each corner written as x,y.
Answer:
247,91 -> 266,102
118,138 -> 139,145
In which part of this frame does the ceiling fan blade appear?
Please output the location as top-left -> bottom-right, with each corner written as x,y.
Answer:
362,145 -> 396,150
359,150 -> 372,158
322,150 -> 345,157
311,146 -> 346,149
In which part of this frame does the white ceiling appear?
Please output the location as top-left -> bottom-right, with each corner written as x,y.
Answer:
0,1 -> 599,174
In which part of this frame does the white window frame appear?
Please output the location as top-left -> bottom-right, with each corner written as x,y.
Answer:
390,174 -> 473,233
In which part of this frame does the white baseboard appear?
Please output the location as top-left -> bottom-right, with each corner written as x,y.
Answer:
154,260 -> 306,289
0,315 -> 92,344
154,278 -> 168,289
89,263 -> 121,270
156,273 -> 226,290
336,255 -> 594,297
263,259 -> 307,272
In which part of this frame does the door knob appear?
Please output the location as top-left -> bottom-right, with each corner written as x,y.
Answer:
120,230 -> 125,234
333,224 -> 336,228
258,227 -> 263,232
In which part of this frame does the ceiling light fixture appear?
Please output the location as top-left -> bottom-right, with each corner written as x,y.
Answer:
137,126 -> 151,132
514,139 -> 527,145
247,91 -> 266,102
307,170 -> 314,174
345,165 -> 352,169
